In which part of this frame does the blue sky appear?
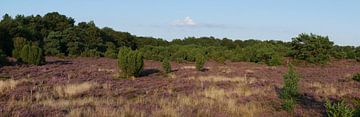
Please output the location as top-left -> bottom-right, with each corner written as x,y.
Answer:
1,0 -> 360,45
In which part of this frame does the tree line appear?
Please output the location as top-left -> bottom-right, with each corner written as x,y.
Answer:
1,12 -> 360,67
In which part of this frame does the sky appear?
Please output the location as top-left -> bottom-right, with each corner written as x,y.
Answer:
1,0 -> 360,46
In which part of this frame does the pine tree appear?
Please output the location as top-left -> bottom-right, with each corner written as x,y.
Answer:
12,37 -> 28,60
118,47 -> 144,78
162,57 -> 171,73
280,63 -> 300,111
20,44 -> 44,65
195,54 -> 206,71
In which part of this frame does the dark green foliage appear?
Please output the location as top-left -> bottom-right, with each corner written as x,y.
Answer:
2,12 -> 360,65
207,47 -> 226,64
12,37 -> 28,59
118,47 -> 144,78
42,12 -> 75,32
81,49 -> 101,57
291,33 -> 334,64
135,37 -> 168,48
0,25 -> 12,56
172,49 -> 188,63
355,48 -> 360,62
242,43 -> 285,66
267,54 -> 283,66
162,58 -> 171,73
171,45 -> 201,62
280,64 -> 300,111
353,100 -> 360,117
104,42 -> 117,59
139,46 -> 170,61
331,46 -> 356,59
0,49 -> 8,67
195,54 -> 206,71
44,31 -> 65,56
102,27 -> 137,50
352,73 -> 360,82
281,64 -> 300,98
282,98 -> 296,112
325,100 -> 354,117
20,44 -> 44,65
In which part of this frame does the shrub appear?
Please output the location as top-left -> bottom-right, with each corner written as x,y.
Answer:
195,54 -> 206,71
20,44 -> 44,65
104,42 -> 117,59
352,73 -> 360,82
282,98 -> 295,112
172,48 -> 188,63
280,63 -> 300,111
12,37 -> 28,59
267,53 -> 283,66
81,49 -> 101,57
66,42 -> 85,57
0,49 -> 7,67
139,46 -> 170,61
353,100 -> 360,117
162,58 -> 171,73
206,46 -> 227,64
104,50 -> 117,59
118,47 -> 144,78
242,43 -> 284,66
291,33 -> 334,64
228,48 -> 247,62
212,52 -> 226,64
325,100 -> 354,117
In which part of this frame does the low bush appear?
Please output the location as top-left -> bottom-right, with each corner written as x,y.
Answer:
282,98 -> 295,112
353,100 -> 360,117
104,42 -> 118,59
162,58 -> 171,73
352,73 -> 360,82
242,43 -> 284,66
195,54 -> 206,71
139,46 -> 170,61
12,37 -> 28,59
267,54 -> 283,66
81,49 -> 101,57
104,50 -> 117,59
325,100 -> 354,117
118,47 -> 144,78
20,44 -> 44,65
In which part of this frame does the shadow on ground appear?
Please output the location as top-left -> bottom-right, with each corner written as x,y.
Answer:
46,60 -> 73,65
139,69 -> 160,77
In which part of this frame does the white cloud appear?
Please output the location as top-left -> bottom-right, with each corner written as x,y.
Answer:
172,16 -> 197,26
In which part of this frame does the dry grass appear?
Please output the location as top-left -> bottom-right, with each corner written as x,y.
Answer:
181,65 -> 195,69
3,75 -> 266,117
67,106 -> 145,117
196,76 -> 256,83
97,68 -> 115,73
218,66 -> 233,73
34,96 -> 146,117
150,76 -> 265,117
153,93 -> 263,117
0,79 -> 26,94
308,82 -> 356,97
54,82 -> 97,98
